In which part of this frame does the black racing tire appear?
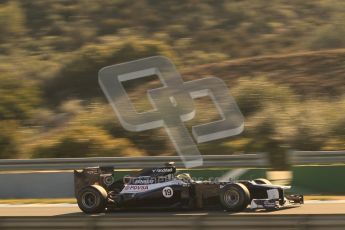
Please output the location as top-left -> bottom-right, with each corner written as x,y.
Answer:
254,178 -> 272,185
77,185 -> 108,214
219,183 -> 250,212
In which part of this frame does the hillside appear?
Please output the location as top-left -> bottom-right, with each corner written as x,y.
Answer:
21,50 -> 345,163
1,0 -> 345,162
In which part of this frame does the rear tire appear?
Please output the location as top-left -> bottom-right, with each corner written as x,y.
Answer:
77,185 -> 107,214
254,178 -> 272,185
219,183 -> 250,212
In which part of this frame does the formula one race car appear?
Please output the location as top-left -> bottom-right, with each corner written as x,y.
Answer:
74,163 -> 303,214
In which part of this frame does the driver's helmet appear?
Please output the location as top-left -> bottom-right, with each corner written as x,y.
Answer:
176,173 -> 193,182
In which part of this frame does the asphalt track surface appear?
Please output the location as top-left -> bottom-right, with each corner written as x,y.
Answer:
0,201 -> 344,216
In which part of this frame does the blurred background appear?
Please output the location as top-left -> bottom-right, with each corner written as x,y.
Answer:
0,0 -> 344,171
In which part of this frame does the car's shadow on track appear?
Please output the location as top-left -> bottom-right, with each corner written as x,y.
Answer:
56,206 -> 300,217
57,210 -> 226,217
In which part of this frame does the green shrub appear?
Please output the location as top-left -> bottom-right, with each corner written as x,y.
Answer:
232,77 -> 297,117
43,37 -> 177,105
0,121 -> 20,159
307,24 -> 345,50
0,71 -> 41,120
31,125 -> 145,158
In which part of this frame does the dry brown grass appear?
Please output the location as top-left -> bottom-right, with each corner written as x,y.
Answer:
182,49 -> 345,97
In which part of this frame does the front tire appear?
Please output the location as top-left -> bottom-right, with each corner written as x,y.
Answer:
220,183 -> 250,212
77,185 -> 107,214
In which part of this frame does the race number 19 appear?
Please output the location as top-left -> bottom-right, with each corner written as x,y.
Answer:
162,187 -> 174,198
